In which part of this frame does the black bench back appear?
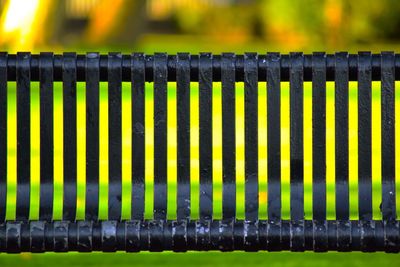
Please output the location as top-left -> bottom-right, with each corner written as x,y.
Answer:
0,52 -> 399,252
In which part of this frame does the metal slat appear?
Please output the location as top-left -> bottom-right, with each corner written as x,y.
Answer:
266,52 -> 282,251
176,53 -> 191,221
153,53 -> 168,221
289,53 -> 304,221
358,52 -> 373,221
131,53 -> 145,221
267,53 -> 281,221
199,53 -> 213,221
39,52 -> 54,221
357,52 -> 375,252
108,53 -> 122,221
16,52 -> 31,221
334,53 -> 352,252
244,53 -> 258,222
62,52 -> 77,221
381,52 -> 396,221
311,52 -> 327,221
221,53 -> 236,221
85,52 -> 100,221
244,53 -> 259,251
289,52 -> 305,251
221,53 -> 236,251
335,52 -> 350,221
311,52 -> 328,252
0,53 -> 7,222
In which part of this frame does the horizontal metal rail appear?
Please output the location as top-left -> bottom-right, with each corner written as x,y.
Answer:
0,220 -> 398,252
2,53 -> 400,81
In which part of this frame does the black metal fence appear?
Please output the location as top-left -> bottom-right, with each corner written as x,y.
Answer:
0,52 -> 399,252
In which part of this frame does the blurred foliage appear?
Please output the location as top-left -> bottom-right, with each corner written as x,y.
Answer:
170,0 -> 400,49
1,0 -> 400,51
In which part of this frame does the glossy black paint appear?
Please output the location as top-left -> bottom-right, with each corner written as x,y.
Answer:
0,52 -> 398,252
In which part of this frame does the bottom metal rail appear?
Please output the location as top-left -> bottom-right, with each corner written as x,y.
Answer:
0,220 -> 399,253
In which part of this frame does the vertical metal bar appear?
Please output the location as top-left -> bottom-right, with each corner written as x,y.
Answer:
381,52 -> 396,221
176,53 -> 191,221
39,52 -> 54,221
335,52 -> 349,221
312,52 -> 326,221
221,53 -> 236,220
267,52 -> 281,220
0,53 -> 7,222
85,52 -> 100,221
62,52 -> 77,221
131,53 -> 145,221
244,53 -> 258,221
153,53 -> 168,221
289,52 -> 304,221
108,53 -> 122,221
16,52 -> 31,221
358,52 -> 372,221
199,53 -> 213,221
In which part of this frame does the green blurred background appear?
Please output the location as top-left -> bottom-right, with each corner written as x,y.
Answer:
1,0 -> 400,266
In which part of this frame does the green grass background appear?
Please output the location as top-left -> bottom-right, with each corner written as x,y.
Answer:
1,252 -> 400,267
1,80 -> 400,265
